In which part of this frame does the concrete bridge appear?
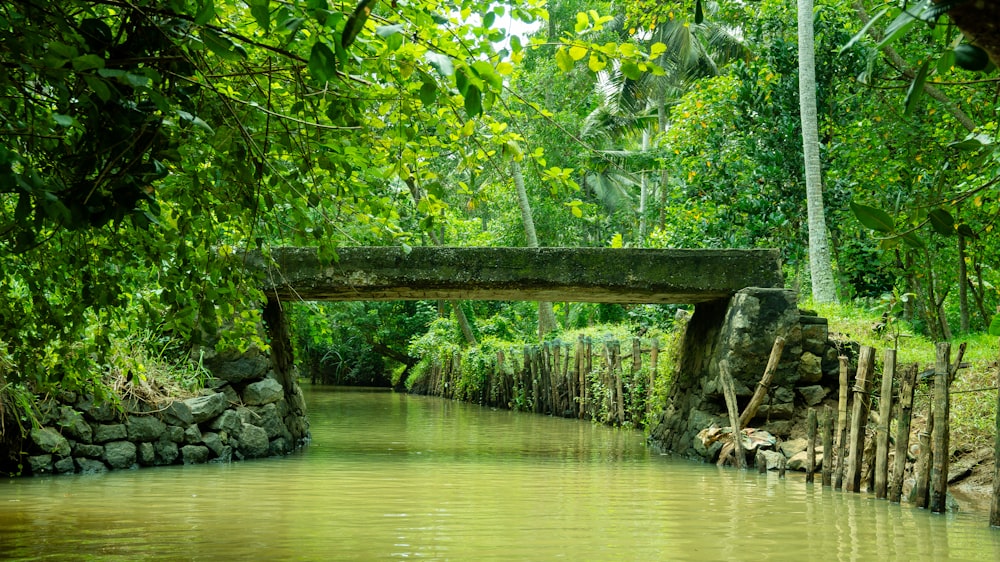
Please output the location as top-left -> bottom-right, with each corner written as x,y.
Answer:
253,246 -> 784,303
250,246 -> 830,459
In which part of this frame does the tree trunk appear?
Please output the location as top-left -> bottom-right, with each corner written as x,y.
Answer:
452,301 -> 478,347
959,230 -> 969,332
657,99 -> 669,231
638,127 -> 651,246
798,0 -> 837,303
511,159 -> 557,337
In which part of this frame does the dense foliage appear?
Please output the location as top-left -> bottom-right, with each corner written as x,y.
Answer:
2,0 -> 999,408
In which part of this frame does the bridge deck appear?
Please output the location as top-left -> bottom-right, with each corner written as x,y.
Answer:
254,246 -> 783,304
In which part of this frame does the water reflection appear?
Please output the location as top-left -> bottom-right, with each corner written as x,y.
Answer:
1,386 -> 998,560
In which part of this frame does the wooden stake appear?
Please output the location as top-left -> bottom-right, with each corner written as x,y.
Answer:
889,364 -> 918,503
845,346 -> 876,493
991,362 -> 1000,527
719,359 -> 746,470
807,408 -> 817,484
874,349 -> 897,499
930,342 -> 951,513
822,406 -> 833,487
913,401 -> 934,509
834,355 -> 850,490
738,335 -> 786,429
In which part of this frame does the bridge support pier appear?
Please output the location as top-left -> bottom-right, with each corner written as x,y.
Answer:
649,288 -> 837,460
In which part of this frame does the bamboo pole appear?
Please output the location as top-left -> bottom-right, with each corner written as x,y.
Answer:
738,335 -> 786,429
845,346 -> 876,493
647,339 -> 659,416
822,406 -> 833,486
576,335 -> 585,418
807,408 -> 817,484
913,401 -> 934,509
719,359 -> 746,470
584,338 -> 593,419
889,364 -> 918,503
991,362 -> 1000,527
874,348 -> 897,499
930,342 -> 951,513
613,341 -> 625,424
834,355 -> 850,490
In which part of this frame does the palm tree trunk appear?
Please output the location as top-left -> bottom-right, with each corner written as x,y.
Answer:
638,127 -> 651,246
798,0 -> 837,303
511,159 -> 558,336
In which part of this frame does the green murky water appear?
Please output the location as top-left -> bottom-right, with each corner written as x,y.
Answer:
3,386 -> 999,560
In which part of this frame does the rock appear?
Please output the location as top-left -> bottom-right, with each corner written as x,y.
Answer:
162,401 -> 194,427
28,454 -> 53,474
154,439 -> 179,465
77,396 -> 117,422
757,450 -> 787,470
57,390 -> 77,405
30,427 -> 70,457
210,446 -> 233,463
181,445 -> 210,464
202,432 -> 225,456
797,385 -> 829,406
94,424 -> 127,443
787,448 -> 824,471
760,420 -> 794,437
184,424 -> 202,444
801,321 -> 828,355
75,458 -> 108,474
126,416 -> 166,442
209,409 -> 242,436
269,437 -> 289,456
138,442 -> 156,466
184,393 -> 227,423
780,438 -> 808,457
58,407 -> 93,442
243,403 -> 285,439
773,386 -> 795,404
243,378 -> 284,406
103,441 -> 137,469
204,347 -> 269,384
238,423 -> 269,458
54,456 -> 76,474
798,352 -> 823,384
72,443 -> 104,458
219,384 -> 239,405
166,425 -> 185,443
757,402 -> 794,420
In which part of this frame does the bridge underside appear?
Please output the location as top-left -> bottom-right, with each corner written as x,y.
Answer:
253,246 -> 784,304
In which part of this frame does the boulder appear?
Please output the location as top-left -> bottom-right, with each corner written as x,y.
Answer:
184,393 -> 227,424
779,438 -> 808,457
77,396 -> 117,422
757,450 -> 787,471
209,409 -> 242,436
138,442 -> 156,466
103,441 -> 137,469
243,378 -> 284,406
126,416 -> 167,442
28,454 -> 53,474
75,458 -> 108,474
165,425 -> 185,443
757,402 -> 795,420
238,423 -> 269,458
210,446 -> 233,463
787,447 -> 824,472
202,432 -> 225,456
798,352 -> 823,384
269,437 -> 290,456
203,347 -> 269,384
154,439 -> 179,465
94,424 -> 127,443
797,385 -> 829,407
243,403 -> 285,439
58,407 -> 93,443
54,456 -> 76,474
72,443 -> 104,458
800,319 -> 829,355
30,427 -> 70,457
184,424 -> 202,444
181,445 -> 210,464
162,401 -> 194,427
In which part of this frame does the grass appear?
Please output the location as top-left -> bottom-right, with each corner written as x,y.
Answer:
810,300 -> 999,452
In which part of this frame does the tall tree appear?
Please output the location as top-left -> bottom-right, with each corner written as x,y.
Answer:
797,0 -> 837,302
510,155 -> 558,336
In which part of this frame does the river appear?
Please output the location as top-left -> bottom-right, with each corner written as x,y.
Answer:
3,386 -> 1000,560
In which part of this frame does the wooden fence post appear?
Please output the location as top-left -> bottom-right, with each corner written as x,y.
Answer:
874,348 -> 896,499
806,408 -> 817,484
930,342 -> 952,513
834,355 -> 850,490
719,359 -> 746,470
738,336 -> 786,429
991,363 -> 1000,527
822,407 -> 833,486
889,364 -> 918,503
845,346 -> 875,493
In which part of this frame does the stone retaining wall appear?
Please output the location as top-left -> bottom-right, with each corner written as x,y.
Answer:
23,343 -> 310,475
648,287 -> 847,462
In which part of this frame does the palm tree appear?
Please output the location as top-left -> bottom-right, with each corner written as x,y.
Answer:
797,0 -> 836,302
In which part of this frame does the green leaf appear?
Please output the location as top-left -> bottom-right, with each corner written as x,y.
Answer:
901,232 -> 925,249
200,29 -> 247,61
839,7 -> 888,54
376,24 -> 403,37
695,0 -> 704,25
425,51 -> 454,77
309,41 -> 337,82
621,61 -> 641,80
989,315 -> 1000,337
903,59 -> 929,117
928,208 -> 955,236
472,60 -> 501,90
341,0 -> 376,50
555,47 -> 573,72
83,75 -> 111,102
419,81 -> 437,105
957,223 -> 976,238
463,84 -> 482,117
510,35 -> 522,53
195,0 -> 216,25
587,52 -> 606,72
71,54 -> 105,71
568,45 -> 588,61
483,11 -> 495,28
878,3 -> 922,48
851,201 -> 895,233
251,0 -> 271,32
52,113 -> 74,127
456,68 -> 469,94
